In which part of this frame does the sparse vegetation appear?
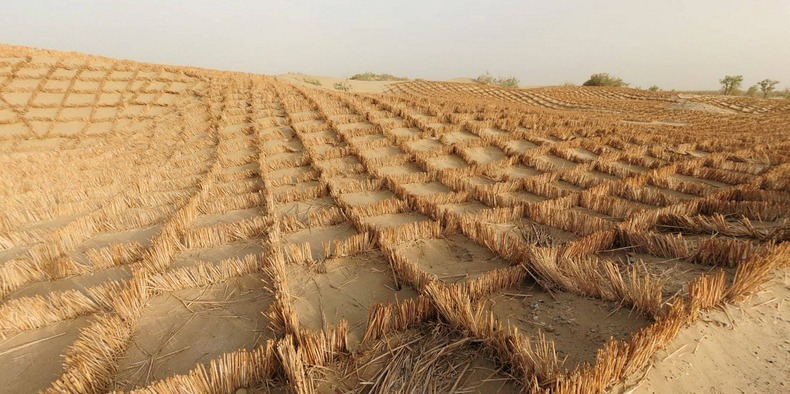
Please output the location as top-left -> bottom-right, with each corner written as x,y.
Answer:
475,72 -> 520,88
302,77 -> 322,86
475,72 -> 495,85
582,73 -> 629,87
333,80 -> 351,91
745,85 -> 758,97
719,75 -> 743,95
350,72 -> 408,81
648,85 -> 660,91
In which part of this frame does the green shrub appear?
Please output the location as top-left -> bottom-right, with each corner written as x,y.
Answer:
303,78 -> 322,86
495,77 -> 519,88
475,72 -> 520,88
582,73 -> 629,87
475,72 -> 495,85
333,80 -> 351,91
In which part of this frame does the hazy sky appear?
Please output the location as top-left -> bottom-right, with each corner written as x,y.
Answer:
1,1 -> 788,90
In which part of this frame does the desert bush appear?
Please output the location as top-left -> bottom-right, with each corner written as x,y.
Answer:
495,76 -> 520,88
745,85 -> 758,97
333,80 -> 351,91
582,73 -> 629,87
302,78 -> 322,86
475,72 -> 520,88
648,85 -> 660,91
476,72 -> 495,85
350,72 -> 408,81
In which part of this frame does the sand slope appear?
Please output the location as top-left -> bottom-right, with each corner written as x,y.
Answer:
611,274 -> 789,394
0,44 -> 787,393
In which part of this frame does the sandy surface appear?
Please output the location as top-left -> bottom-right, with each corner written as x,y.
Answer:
613,273 -> 790,394
666,97 -> 738,114
276,73 -> 400,93
276,73 -> 519,93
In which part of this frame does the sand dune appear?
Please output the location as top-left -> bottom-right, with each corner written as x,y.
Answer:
0,44 -> 787,393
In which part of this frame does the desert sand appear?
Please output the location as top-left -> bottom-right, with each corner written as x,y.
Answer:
0,44 -> 787,393
277,73 -> 396,94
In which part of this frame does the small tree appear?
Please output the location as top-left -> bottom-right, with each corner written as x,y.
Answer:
719,75 -> 743,95
757,79 -> 779,98
582,73 -> 628,87
745,85 -> 758,97
648,85 -> 660,91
